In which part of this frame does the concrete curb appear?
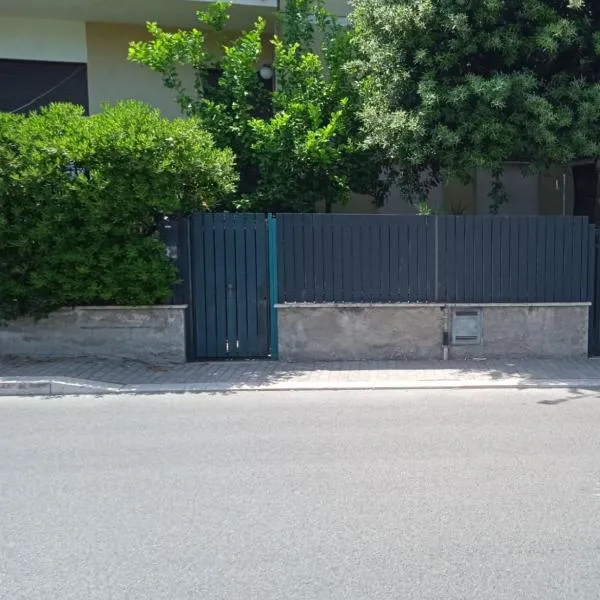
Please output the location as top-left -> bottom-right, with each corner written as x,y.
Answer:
0,377 -> 124,396
3,376 -> 600,396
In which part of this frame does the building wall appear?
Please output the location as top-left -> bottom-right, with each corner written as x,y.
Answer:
473,166 -> 575,216
86,22 -> 184,117
0,16 -> 274,118
476,166 -> 539,215
278,0 -> 349,17
86,22 -> 274,117
379,176 -> 444,215
539,165 -> 575,216
443,176 -> 476,214
354,166 -> 576,217
0,17 -> 87,63
324,0 -> 350,17
332,193 -> 378,214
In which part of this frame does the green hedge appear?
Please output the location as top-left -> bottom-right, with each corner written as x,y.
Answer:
0,101 -> 236,320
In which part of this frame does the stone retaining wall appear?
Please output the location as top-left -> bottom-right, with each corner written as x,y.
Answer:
0,306 -> 187,364
276,303 -> 590,362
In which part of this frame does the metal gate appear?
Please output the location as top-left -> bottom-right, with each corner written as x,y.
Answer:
590,229 -> 600,356
190,213 -> 270,359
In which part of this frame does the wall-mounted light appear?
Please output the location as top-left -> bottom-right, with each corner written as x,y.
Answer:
259,64 -> 273,81
306,15 -> 349,26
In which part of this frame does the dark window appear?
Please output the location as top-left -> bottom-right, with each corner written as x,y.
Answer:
573,163 -> 597,223
207,68 -> 221,88
0,59 -> 89,114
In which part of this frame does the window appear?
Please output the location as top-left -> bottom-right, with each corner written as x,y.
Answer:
0,59 -> 89,114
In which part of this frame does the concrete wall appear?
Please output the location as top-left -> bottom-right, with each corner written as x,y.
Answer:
276,303 -> 589,362
0,306 -> 186,364
278,305 -> 444,361
449,304 -> 589,360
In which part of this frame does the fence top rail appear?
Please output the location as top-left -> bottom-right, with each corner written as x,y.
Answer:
275,302 -> 592,308
191,212 -> 593,226
275,213 -> 591,221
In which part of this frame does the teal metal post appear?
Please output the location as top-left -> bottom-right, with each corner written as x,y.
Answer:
267,213 -> 279,359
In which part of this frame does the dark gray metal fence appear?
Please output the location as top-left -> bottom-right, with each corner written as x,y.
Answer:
277,214 -> 595,304
589,230 -> 600,356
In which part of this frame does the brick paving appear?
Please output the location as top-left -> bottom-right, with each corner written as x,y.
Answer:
3,356 -> 600,394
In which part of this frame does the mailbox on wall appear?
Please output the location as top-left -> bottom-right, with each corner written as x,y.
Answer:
452,310 -> 482,345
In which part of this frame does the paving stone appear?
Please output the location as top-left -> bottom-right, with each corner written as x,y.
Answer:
2,355 -> 600,394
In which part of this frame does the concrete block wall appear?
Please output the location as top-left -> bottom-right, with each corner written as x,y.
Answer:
276,303 -> 590,362
449,304 -> 589,359
0,306 -> 187,364
278,305 -> 443,361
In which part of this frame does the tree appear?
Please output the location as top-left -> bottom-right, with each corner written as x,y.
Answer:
0,101 -> 235,319
350,0 -> 600,211
129,0 -> 391,212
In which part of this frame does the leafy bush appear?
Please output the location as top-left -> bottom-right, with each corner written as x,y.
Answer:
351,0 -> 600,210
0,101 -> 236,319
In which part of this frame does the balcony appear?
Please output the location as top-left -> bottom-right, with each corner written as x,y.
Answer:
0,0 -> 278,31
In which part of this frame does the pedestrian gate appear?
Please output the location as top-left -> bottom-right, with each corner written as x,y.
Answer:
190,213 -> 270,359
590,229 -> 600,356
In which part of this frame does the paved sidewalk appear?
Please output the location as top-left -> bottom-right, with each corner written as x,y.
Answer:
3,356 -> 600,396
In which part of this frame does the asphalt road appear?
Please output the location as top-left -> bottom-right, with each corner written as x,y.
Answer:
2,388 -> 600,600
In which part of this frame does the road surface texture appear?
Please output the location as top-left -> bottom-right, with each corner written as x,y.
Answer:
2,388 -> 600,600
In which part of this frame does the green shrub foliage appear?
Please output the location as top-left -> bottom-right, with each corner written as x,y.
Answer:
0,101 -> 236,319
129,0 -> 393,213
351,0 -> 600,210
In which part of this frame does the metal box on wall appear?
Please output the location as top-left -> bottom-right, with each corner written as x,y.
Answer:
452,309 -> 482,345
